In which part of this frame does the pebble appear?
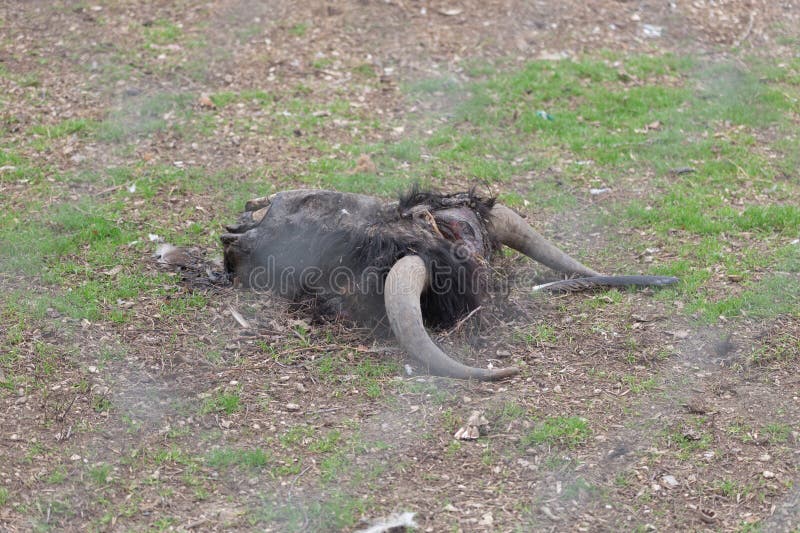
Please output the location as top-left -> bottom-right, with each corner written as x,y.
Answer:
662,475 -> 679,487
286,403 -> 301,412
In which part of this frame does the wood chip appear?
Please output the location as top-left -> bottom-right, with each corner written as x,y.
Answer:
228,306 -> 252,330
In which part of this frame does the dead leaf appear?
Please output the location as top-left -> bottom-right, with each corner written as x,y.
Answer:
102,265 -> 123,276
353,153 -> 376,174
197,94 -> 216,109
454,410 -> 489,440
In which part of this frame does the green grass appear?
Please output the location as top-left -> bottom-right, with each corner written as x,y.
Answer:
521,416 -> 591,448
144,20 -> 182,45
762,422 -> 792,443
95,93 -> 195,142
206,448 -> 271,470
313,352 -> 398,397
30,118 -> 95,139
621,374 -> 658,393
251,491 -> 367,530
88,463 -> 112,485
669,429 -> 713,460
201,390 -> 242,415
288,22 -> 308,37
309,430 -> 342,454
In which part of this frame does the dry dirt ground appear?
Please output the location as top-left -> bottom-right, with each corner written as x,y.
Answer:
1,1 -> 800,532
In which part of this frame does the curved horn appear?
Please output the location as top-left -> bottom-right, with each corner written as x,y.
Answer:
384,255 -> 519,381
490,205 -> 601,277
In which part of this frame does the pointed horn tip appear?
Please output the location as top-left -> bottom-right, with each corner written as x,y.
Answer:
481,366 -> 520,381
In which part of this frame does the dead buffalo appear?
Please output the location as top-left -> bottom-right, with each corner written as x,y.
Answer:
213,188 -> 677,381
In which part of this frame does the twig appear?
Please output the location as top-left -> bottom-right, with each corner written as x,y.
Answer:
228,306 -> 252,330
725,158 -> 750,179
93,184 -> 124,196
183,517 -> 208,530
288,464 -> 313,497
316,406 -> 344,414
441,306 -> 482,337
58,395 -> 78,422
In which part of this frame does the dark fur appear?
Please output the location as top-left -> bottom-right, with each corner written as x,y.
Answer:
223,188 -> 499,331
313,188 -> 498,330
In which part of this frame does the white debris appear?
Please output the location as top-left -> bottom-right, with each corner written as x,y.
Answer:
642,24 -> 663,38
662,475 -> 679,488
355,512 -> 417,533
454,410 -> 489,440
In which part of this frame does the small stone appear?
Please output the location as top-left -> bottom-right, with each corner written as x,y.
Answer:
88,365 -> 98,373
642,24 -> 663,38
70,454 -> 81,461
758,453 -> 771,462
662,475 -> 679,488
763,470 -> 776,478
286,403 -> 301,412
